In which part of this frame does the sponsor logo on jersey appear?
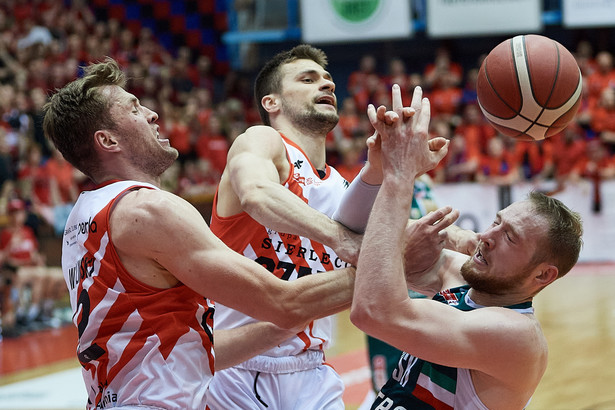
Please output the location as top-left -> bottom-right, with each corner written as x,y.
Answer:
439,289 -> 460,306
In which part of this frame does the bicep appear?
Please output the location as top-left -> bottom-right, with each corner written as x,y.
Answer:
378,299 -> 537,376
226,128 -> 288,197
112,190 -> 284,316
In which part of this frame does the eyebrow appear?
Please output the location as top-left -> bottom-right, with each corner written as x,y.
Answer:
297,69 -> 333,81
496,211 -> 520,240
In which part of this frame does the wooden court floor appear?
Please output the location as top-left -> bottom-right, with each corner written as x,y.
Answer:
1,262 -> 613,409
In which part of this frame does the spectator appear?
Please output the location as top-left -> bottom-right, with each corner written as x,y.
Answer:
431,119 -> 479,183
429,70 -> 463,123
348,54 -> 378,104
590,86 -> 615,152
336,138 -> 366,183
194,112 -> 230,177
0,197 -> 63,332
586,51 -> 615,106
546,124 -> 588,195
16,143 -> 51,232
383,57 -> 412,105
423,46 -> 463,91
513,138 -> 555,181
45,146 -> 79,236
475,135 -> 520,185
570,139 -> 615,213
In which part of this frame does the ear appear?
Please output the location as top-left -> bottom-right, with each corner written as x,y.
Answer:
534,263 -> 559,286
261,94 -> 280,114
94,130 -> 120,153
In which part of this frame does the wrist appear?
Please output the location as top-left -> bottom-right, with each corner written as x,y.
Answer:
360,162 -> 383,186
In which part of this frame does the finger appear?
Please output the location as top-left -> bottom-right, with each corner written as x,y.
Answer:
432,139 -> 450,163
391,84 -> 403,114
433,209 -> 460,233
384,111 -> 399,125
366,131 -> 378,147
410,86 -> 423,112
416,97 -> 431,134
402,107 -> 415,119
428,137 -> 448,151
376,105 -> 388,122
422,206 -> 454,226
367,104 -> 377,124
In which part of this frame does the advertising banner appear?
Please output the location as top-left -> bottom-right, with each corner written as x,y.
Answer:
300,0 -> 412,44
563,0 -> 615,28
427,0 -> 542,37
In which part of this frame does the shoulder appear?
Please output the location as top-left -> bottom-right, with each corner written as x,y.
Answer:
232,126 -> 285,150
110,188 -> 203,245
226,126 -> 289,169
469,307 -> 548,363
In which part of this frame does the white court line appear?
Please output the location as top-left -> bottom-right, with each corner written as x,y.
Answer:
0,367 -> 86,409
0,365 -> 370,409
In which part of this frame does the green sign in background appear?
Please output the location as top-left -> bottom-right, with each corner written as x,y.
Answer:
330,0 -> 381,23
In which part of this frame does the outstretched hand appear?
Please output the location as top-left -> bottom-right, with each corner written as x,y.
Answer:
404,206 -> 460,276
367,85 -> 449,179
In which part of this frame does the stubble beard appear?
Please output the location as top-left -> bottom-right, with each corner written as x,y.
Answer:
130,143 -> 179,177
283,100 -> 339,136
460,257 -> 530,296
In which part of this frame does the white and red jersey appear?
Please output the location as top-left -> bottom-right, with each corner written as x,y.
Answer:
62,180 -> 215,409
210,134 -> 351,358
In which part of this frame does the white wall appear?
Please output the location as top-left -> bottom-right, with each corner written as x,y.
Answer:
433,179 -> 615,262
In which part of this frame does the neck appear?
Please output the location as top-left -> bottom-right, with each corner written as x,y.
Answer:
93,171 -> 161,188
466,288 -> 533,308
277,126 -> 327,169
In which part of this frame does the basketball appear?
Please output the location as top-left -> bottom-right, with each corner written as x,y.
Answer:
476,34 -> 583,141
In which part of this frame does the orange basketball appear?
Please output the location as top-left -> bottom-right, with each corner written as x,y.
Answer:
476,34 -> 582,141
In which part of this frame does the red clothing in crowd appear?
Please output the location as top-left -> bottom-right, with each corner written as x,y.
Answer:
195,134 -> 229,175
0,225 -> 40,266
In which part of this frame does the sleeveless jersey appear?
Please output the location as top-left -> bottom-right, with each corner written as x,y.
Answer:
62,180 -> 215,409
371,285 -> 534,409
210,134 -> 350,357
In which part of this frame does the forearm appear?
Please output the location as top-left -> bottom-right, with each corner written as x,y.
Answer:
288,266 -> 355,321
332,168 -> 381,233
243,182 -> 342,246
214,323 -> 296,370
242,182 -> 361,264
352,178 -> 415,323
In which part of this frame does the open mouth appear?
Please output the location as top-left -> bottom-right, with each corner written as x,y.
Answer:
475,247 -> 487,265
155,127 -> 170,144
316,95 -> 336,107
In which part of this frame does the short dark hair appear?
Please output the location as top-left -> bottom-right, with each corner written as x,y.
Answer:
254,44 -> 328,125
528,191 -> 583,278
43,57 -> 126,179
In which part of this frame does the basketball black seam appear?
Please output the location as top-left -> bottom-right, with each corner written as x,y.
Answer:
522,40 -> 558,136
481,39 -> 524,122
481,39 -> 526,139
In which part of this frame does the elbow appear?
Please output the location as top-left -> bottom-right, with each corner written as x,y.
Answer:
349,303 -> 380,335
270,306 -> 307,331
239,185 -> 269,213
239,188 -> 259,211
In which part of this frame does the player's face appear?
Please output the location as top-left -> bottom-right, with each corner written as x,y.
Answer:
277,59 -> 339,135
105,85 -> 178,176
461,200 -> 547,295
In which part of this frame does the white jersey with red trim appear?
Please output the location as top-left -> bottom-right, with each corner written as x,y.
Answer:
62,180 -> 215,409
210,134 -> 351,358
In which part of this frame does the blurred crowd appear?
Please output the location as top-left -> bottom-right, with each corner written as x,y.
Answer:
337,45 -> 615,197
0,0 -> 614,339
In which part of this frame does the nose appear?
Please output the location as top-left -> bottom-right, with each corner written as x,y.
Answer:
146,107 -> 158,122
477,232 -> 494,249
320,77 -> 335,93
